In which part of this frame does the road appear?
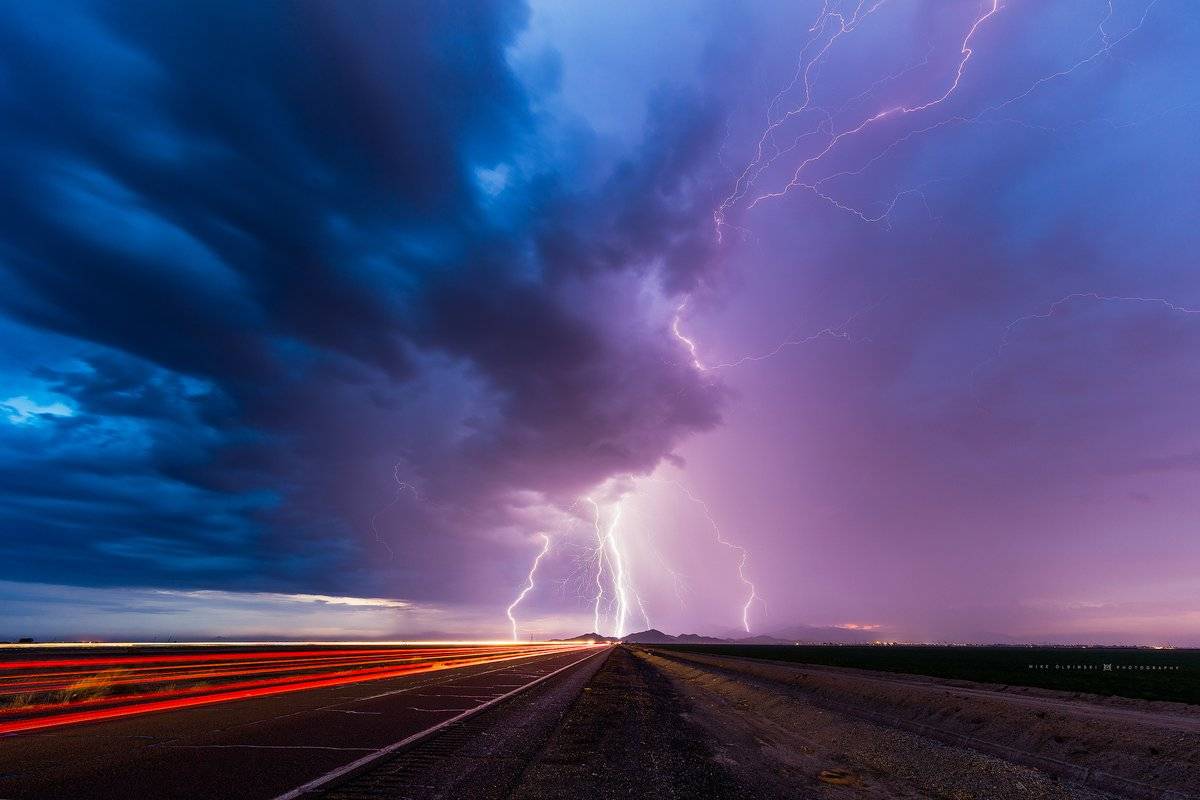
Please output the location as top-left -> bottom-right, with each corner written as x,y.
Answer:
4,643 -> 1196,799
317,645 -> 1200,800
0,643 -> 606,800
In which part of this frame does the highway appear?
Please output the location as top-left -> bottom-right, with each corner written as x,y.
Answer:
0,642 -> 606,800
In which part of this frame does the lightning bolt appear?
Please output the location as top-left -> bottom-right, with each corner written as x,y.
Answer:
671,294 -> 888,373
369,464 -> 419,560
974,0 -> 1161,121
500,2 -> 1170,644
997,292 -> 1200,353
506,533 -> 552,641
1098,0 -> 1116,53
715,0 -> 894,239
586,498 -> 608,634
672,301 -> 708,371
695,2 -> 1173,379
974,292 -> 1200,395
745,0 -> 1002,213
583,493 -> 649,639
602,500 -> 632,638
633,586 -> 653,632
662,480 -> 760,633
648,537 -> 690,609
717,1 -> 1162,234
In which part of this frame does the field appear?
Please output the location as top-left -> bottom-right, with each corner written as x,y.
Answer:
666,644 -> 1200,704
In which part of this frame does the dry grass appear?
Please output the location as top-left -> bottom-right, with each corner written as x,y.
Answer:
1,669 -> 128,711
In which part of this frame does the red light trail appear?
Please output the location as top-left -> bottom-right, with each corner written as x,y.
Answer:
0,642 -> 598,736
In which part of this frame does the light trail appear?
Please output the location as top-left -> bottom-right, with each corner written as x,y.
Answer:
0,642 -> 599,735
506,533 -> 552,641
0,640 -> 574,649
0,649 -> 489,698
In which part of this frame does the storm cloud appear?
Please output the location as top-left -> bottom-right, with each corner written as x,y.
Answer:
0,0 -> 727,603
2,1 -> 1198,644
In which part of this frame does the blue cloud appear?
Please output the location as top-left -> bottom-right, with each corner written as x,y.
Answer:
0,0 -> 730,604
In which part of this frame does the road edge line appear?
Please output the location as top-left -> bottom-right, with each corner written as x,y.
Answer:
270,646 -> 611,800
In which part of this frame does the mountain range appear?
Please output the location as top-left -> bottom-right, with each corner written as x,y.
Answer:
555,625 -> 879,645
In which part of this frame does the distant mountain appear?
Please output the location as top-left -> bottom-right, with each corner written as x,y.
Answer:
562,624 -> 881,646
675,633 -> 727,644
552,632 -> 618,643
620,628 -> 680,644
738,634 -> 789,644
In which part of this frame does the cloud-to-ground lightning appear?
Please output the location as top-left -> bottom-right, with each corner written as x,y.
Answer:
512,2 -> 1174,645
601,500 -> 633,638
602,501 -> 629,638
659,480 -> 760,633
648,535 -> 691,609
370,464 -> 420,559
633,590 -> 652,631
585,498 -> 609,634
506,533 -> 552,641
580,492 -> 652,638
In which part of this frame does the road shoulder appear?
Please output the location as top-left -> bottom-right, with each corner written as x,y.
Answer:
508,645 -> 742,800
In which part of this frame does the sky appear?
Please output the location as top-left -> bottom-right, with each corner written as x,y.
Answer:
1,0 -> 1197,645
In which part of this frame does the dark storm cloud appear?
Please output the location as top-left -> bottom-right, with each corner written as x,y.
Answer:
536,90 -> 726,293
0,1 -> 727,597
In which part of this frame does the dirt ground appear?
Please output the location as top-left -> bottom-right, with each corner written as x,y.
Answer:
508,645 -> 742,800
313,645 -> 1197,799
642,647 -> 1199,799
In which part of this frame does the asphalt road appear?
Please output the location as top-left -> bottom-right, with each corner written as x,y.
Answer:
305,644 -> 737,800
0,645 -> 606,800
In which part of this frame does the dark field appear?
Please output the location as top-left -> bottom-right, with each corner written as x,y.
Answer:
665,644 -> 1200,705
